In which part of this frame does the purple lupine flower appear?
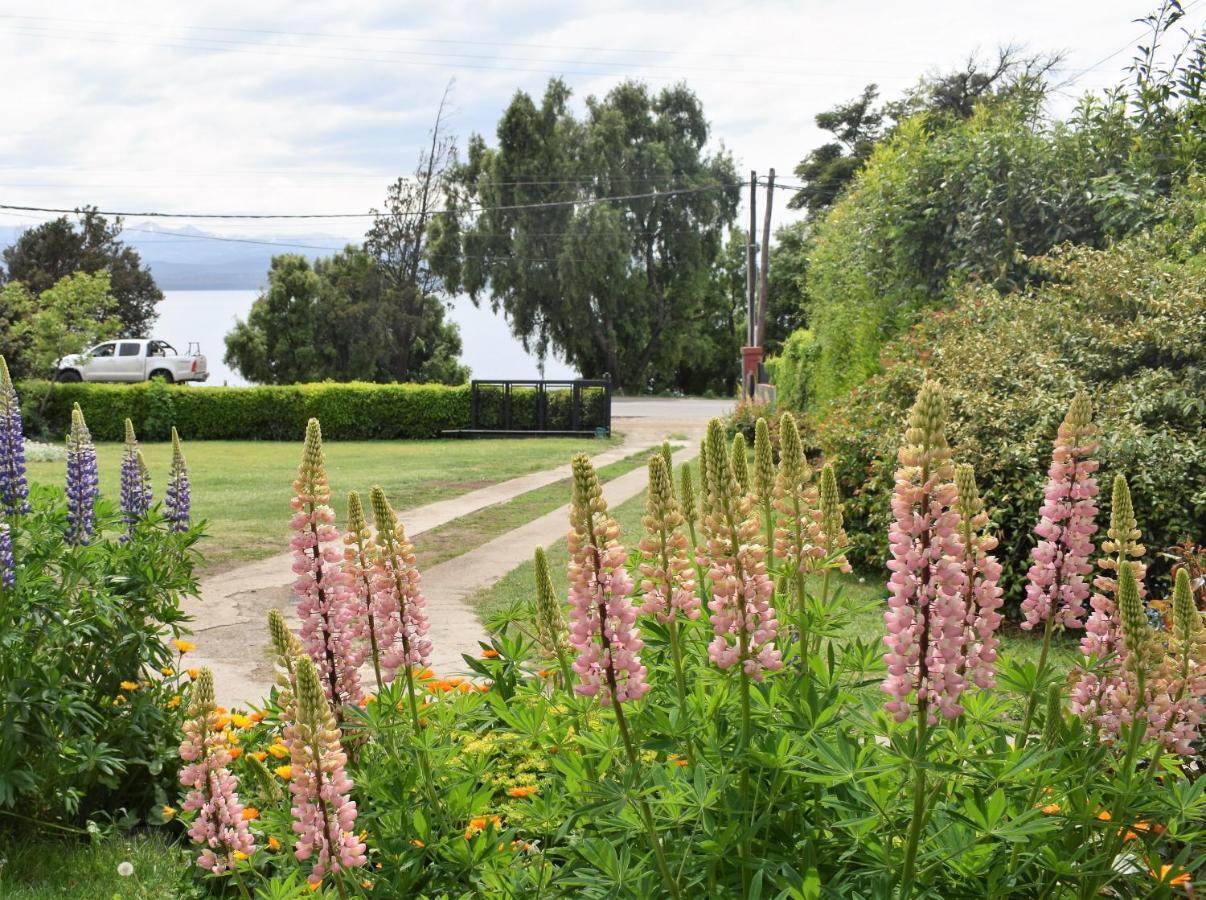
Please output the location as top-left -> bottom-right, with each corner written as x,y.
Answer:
165,427 -> 191,533
0,523 -> 14,587
119,419 -> 153,536
65,404 -> 99,546
0,357 -> 30,516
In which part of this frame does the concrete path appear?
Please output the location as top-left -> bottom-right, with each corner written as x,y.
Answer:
186,413 -> 710,706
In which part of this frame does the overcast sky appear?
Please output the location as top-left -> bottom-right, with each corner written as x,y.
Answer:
0,1 -> 1189,244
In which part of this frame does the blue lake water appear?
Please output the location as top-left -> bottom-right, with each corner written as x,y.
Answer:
155,290 -> 578,387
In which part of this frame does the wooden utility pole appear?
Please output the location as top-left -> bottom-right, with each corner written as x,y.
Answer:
746,170 -> 758,348
756,168 -> 775,347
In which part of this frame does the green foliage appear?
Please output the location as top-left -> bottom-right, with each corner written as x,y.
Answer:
0,485 -> 201,823
1,272 -> 122,381
0,208 -> 162,343
813,182 -> 1206,600
223,251 -> 468,386
432,78 -> 740,392
768,327 -> 815,413
20,380 -> 474,441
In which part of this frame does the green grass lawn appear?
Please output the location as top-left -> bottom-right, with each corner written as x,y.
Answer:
25,436 -> 618,572
0,830 -> 190,899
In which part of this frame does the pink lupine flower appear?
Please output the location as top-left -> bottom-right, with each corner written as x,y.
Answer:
291,419 -> 364,715
881,382 -> 970,724
1021,393 -> 1099,631
566,453 -> 650,705
700,419 -> 782,680
178,669 -> 256,874
289,656 -> 367,888
368,486 -> 432,680
1070,474 -> 1146,728
953,465 -> 1004,690
638,455 -> 700,624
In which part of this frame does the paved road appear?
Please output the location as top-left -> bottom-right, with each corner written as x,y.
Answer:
612,396 -> 733,420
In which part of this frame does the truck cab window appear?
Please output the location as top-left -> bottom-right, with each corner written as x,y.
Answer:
90,343 -> 116,357
119,342 -> 141,357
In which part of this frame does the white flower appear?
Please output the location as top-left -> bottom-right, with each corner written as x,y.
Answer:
117,861 -> 134,877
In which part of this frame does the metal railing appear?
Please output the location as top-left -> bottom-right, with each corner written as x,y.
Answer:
451,378 -> 612,437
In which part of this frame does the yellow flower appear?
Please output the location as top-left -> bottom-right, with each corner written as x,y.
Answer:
241,807 -> 259,821
1152,865 -> 1191,886
187,668 -> 200,679
167,695 -> 181,709
409,839 -> 425,848
267,836 -> 282,852
120,681 -> 139,691
308,883 -> 321,893
361,880 -> 373,890
250,751 -> 268,762
160,666 -> 174,677
162,806 -> 176,820
274,765 -> 292,779
267,743 -> 290,759
230,713 -> 252,729
114,694 -> 127,705
233,851 -> 248,861
172,639 -> 196,654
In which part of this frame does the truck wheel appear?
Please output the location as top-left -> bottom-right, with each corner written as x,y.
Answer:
56,369 -> 82,383
149,370 -> 174,384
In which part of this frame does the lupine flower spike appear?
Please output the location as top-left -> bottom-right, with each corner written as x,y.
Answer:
817,464 -> 851,572
65,404 -> 99,545
953,464 -> 1004,689
881,382 -> 969,724
730,433 -> 751,493
1070,475 -> 1145,728
291,419 -> 364,716
1164,569 -> 1206,754
0,522 -> 14,588
120,419 -> 152,535
566,453 -> 650,705
165,427 -> 192,533
534,545 -> 573,691
369,486 -> 432,680
0,357 -> 29,515
268,608 -> 306,720
343,491 -> 387,692
288,656 -> 367,889
179,669 -> 256,874
660,441 -> 675,496
753,418 -> 776,563
700,418 -> 782,680
773,413 -> 820,646
1022,393 -> 1099,631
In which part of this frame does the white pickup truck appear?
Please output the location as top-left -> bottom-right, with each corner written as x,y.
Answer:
56,339 -> 209,384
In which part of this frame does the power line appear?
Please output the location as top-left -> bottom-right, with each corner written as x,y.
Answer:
1057,0 -> 1202,86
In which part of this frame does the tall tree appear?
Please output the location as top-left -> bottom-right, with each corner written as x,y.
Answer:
1,208 -> 162,335
430,79 -> 740,392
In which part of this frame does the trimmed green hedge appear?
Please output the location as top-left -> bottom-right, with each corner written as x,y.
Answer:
19,381 -> 472,441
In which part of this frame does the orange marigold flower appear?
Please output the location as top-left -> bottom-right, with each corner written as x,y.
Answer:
410,839 -> 425,848
267,743 -> 289,759
229,713 -> 252,729
481,648 -> 500,659
537,669 -> 550,678
250,751 -> 267,762
162,805 -> 176,820
361,880 -> 372,890
214,716 -> 231,731
457,683 -> 474,694
171,639 -> 196,653
167,695 -> 181,709
415,667 -> 435,680
446,677 -> 465,687
1040,804 -> 1061,815
1096,811 -> 1112,822
241,807 -> 259,821
267,836 -> 282,852
359,694 -> 375,707
274,765 -> 292,779
1152,865 -> 1191,886
228,747 -> 243,760
187,668 -> 199,679
250,711 -> 265,723
120,681 -> 139,691
507,785 -> 538,798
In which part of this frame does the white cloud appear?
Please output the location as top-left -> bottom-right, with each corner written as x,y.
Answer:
0,0 -> 1166,240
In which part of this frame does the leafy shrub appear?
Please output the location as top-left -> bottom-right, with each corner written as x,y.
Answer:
813,183 -> 1206,603
19,380 -> 474,441
793,87 -> 1194,413
0,482 -> 201,824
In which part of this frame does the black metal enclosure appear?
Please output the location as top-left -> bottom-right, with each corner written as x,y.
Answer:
444,379 -> 612,437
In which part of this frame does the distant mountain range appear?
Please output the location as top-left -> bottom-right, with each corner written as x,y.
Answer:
0,222 -> 354,291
